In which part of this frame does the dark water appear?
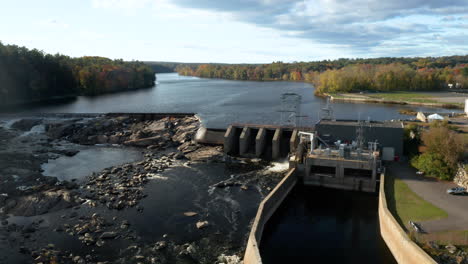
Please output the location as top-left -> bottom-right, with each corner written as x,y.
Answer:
3,163 -> 266,263
260,184 -> 397,264
18,73 -> 460,129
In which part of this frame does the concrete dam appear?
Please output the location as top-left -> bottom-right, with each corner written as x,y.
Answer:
196,118 -> 433,264
197,119 -> 404,193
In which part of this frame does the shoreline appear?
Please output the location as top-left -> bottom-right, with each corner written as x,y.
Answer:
328,94 -> 464,110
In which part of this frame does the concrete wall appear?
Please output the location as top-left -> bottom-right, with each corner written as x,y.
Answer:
304,157 -> 377,192
244,168 -> 297,264
194,127 -> 225,145
379,173 -> 437,264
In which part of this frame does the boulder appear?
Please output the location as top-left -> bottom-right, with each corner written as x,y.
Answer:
100,232 -> 118,239
196,221 -> 209,229
123,136 -> 162,147
11,119 -> 42,131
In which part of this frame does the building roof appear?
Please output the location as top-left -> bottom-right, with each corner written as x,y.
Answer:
317,119 -> 404,128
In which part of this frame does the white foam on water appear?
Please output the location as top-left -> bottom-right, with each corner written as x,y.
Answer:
19,124 -> 46,137
267,159 -> 289,172
146,173 -> 168,180
0,119 -> 20,130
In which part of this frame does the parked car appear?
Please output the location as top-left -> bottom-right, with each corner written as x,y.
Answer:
446,187 -> 467,195
416,171 -> 424,175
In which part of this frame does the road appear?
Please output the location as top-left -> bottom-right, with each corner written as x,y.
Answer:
387,162 -> 468,233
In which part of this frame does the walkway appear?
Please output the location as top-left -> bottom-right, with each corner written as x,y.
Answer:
387,162 -> 468,233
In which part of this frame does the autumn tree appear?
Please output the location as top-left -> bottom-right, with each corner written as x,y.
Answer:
411,126 -> 465,180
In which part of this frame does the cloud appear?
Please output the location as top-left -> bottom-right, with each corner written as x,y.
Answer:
89,0 -> 468,56
169,0 -> 468,53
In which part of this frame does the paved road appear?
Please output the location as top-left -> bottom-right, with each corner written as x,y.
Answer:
387,162 -> 468,233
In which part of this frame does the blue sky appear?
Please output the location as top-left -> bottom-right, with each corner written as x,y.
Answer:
1,0 -> 467,63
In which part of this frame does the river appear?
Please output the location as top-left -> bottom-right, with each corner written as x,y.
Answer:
18,73 -> 459,129
260,184 -> 397,264
4,73 -> 426,263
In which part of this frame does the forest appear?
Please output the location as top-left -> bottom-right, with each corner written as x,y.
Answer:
175,56 -> 468,95
0,42 -> 155,107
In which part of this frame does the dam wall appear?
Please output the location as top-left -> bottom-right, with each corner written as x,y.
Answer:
244,168 -> 297,264
224,124 -> 310,159
379,173 -> 437,264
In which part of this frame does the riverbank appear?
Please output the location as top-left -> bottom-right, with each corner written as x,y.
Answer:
328,91 -> 465,109
385,164 -> 468,264
0,115 -> 284,263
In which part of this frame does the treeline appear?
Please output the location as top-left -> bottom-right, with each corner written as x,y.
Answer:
72,57 -> 155,95
314,63 -> 468,95
175,56 -> 468,93
0,42 -> 155,107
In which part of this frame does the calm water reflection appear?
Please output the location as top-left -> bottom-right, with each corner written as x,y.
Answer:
19,73 -> 459,129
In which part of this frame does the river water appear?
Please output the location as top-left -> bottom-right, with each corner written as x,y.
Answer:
260,184 -> 397,264
18,73 -> 459,129
4,73 -> 424,263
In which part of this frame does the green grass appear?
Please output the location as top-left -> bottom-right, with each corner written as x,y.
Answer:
385,173 -> 448,231
367,92 -> 439,104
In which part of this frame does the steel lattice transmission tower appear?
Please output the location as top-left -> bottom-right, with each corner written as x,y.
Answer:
321,96 -> 335,121
279,93 -> 302,127
356,120 -> 365,150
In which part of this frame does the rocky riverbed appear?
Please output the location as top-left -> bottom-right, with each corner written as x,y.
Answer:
0,115 -> 284,264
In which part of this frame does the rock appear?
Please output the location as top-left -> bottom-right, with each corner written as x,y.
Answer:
69,212 -> 78,218
427,241 -> 439,250
174,152 -> 186,160
217,254 -> 242,264
96,135 -> 109,144
446,244 -> 457,254
183,212 -> 198,217
196,221 -> 209,229
154,241 -> 167,250
11,119 -> 42,131
96,240 -> 105,247
51,149 -> 79,157
123,136 -> 162,147
100,232 -> 118,239
22,224 -> 36,233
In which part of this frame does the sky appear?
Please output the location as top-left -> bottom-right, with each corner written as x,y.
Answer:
0,0 -> 467,63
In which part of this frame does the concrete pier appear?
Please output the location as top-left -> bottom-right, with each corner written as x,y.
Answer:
224,125 -> 238,155
239,127 -> 252,156
223,124 -> 305,159
289,129 -> 298,153
272,128 -> 282,160
255,128 -> 266,157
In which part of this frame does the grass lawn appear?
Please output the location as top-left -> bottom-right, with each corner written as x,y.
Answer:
385,173 -> 448,231
367,92 -> 439,104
